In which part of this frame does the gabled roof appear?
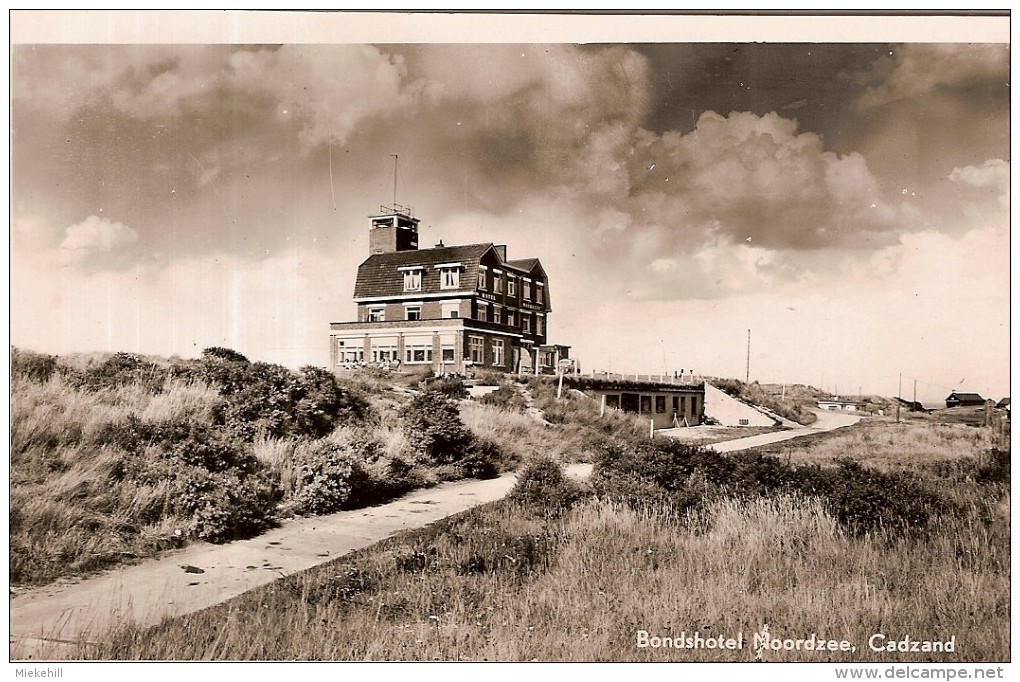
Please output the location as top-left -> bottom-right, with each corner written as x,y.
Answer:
507,258 -> 539,271
354,243 -> 493,299
947,392 -> 984,402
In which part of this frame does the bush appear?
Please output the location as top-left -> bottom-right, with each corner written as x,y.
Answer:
293,440 -> 375,515
202,358 -> 370,441
202,347 -> 249,364
976,448 -> 1010,484
62,352 -> 168,394
458,437 -> 506,479
590,435 -> 950,535
508,457 -> 582,516
422,374 -> 468,399
402,390 -> 473,465
11,347 -> 57,382
479,384 -> 528,412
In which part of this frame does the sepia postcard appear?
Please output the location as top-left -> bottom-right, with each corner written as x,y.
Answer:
7,10 -> 1012,679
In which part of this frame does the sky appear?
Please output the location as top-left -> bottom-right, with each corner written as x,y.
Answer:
9,14 -> 1011,404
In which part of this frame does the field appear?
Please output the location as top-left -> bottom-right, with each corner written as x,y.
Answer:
11,348 -> 1009,662
76,416 -> 1008,662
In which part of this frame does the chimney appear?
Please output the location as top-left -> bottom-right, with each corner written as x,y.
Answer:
495,244 -> 507,261
435,239 -> 445,248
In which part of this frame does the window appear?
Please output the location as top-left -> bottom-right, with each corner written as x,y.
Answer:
672,396 -> 680,413
367,307 -> 384,322
508,277 -> 516,296
522,315 -> 531,334
402,268 -> 422,292
405,306 -> 422,321
405,338 -> 433,364
441,267 -> 460,289
442,301 -> 461,319
536,283 -> 544,304
506,310 -> 515,328
476,301 -> 489,321
680,396 -> 687,414
469,336 -> 484,364
655,396 -> 666,413
371,338 -> 398,363
492,339 -> 504,367
640,396 -> 652,413
493,271 -> 503,293
493,305 -> 502,325
477,266 -> 487,290
523,279 -> 532,300
336,339 -> 363,364
606,394 -> 620,410
441,346 -> 456,363
535,315 -> 543,335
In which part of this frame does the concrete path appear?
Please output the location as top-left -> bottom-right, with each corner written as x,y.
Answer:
10,465 -> 592,660
10,473 -> 523,659
661,408 -> 861,453
10,412 -> 859,660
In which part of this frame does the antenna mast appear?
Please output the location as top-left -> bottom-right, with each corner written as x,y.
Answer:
390,154 -> 398,207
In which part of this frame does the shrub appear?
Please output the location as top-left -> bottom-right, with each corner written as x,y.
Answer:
62,352 -> 168,394
976,448 -> 1010,484
201,347 -> 249,364
293,441 -> 375,515
11,347 -> 57,382
402,390 -> 473,465
590,435 -> 951,535
457,437 -> 506,479
421,374 -> 468,399
509,457 -> 582,516
176,469 -> 280,542
479,384 -> 528,412
204,360 -> 370,441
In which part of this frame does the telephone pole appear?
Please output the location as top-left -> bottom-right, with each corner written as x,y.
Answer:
896,373 -> 902,423
745,328 -> 750,384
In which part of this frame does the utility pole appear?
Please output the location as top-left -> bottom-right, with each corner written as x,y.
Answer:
896,373 -> 902,424
913,379 -> 917,406
745,328 -> 750,384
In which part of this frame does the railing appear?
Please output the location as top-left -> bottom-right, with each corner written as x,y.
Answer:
588,371 -> 704,386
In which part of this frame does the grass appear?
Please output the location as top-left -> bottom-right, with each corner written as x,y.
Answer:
754,416 -> 999,471
15,355 -> 1009,662
79,480 -> 1009,661
9,350 -> 522,587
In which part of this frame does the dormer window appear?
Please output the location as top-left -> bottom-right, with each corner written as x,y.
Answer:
399,266 -> 423,292
477,265 -> 487,290
493,269 -> 503,294
536,281 -> 544,304
523,278 -> 532,301
507,276 -> 516,297
436,262 -> 463,290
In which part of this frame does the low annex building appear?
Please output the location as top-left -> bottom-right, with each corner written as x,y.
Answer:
330,205 -> 570,375
575,377 -> 706,429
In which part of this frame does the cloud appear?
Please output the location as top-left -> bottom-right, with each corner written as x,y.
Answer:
59,215 -> 139,268
857,44 -> 1009,109
13,45 -> 410,148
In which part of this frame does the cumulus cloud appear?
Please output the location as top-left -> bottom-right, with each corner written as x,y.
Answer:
59,215 -> 139,268
857,44 -> 1009,109
13,45 -> 410,148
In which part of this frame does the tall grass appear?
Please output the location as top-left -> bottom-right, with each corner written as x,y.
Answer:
82,483 -> 1008,661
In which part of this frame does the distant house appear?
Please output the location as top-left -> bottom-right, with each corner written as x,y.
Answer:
996,397 -> 1010,409
817,397 -> 864,411
945,392 -> 985,408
